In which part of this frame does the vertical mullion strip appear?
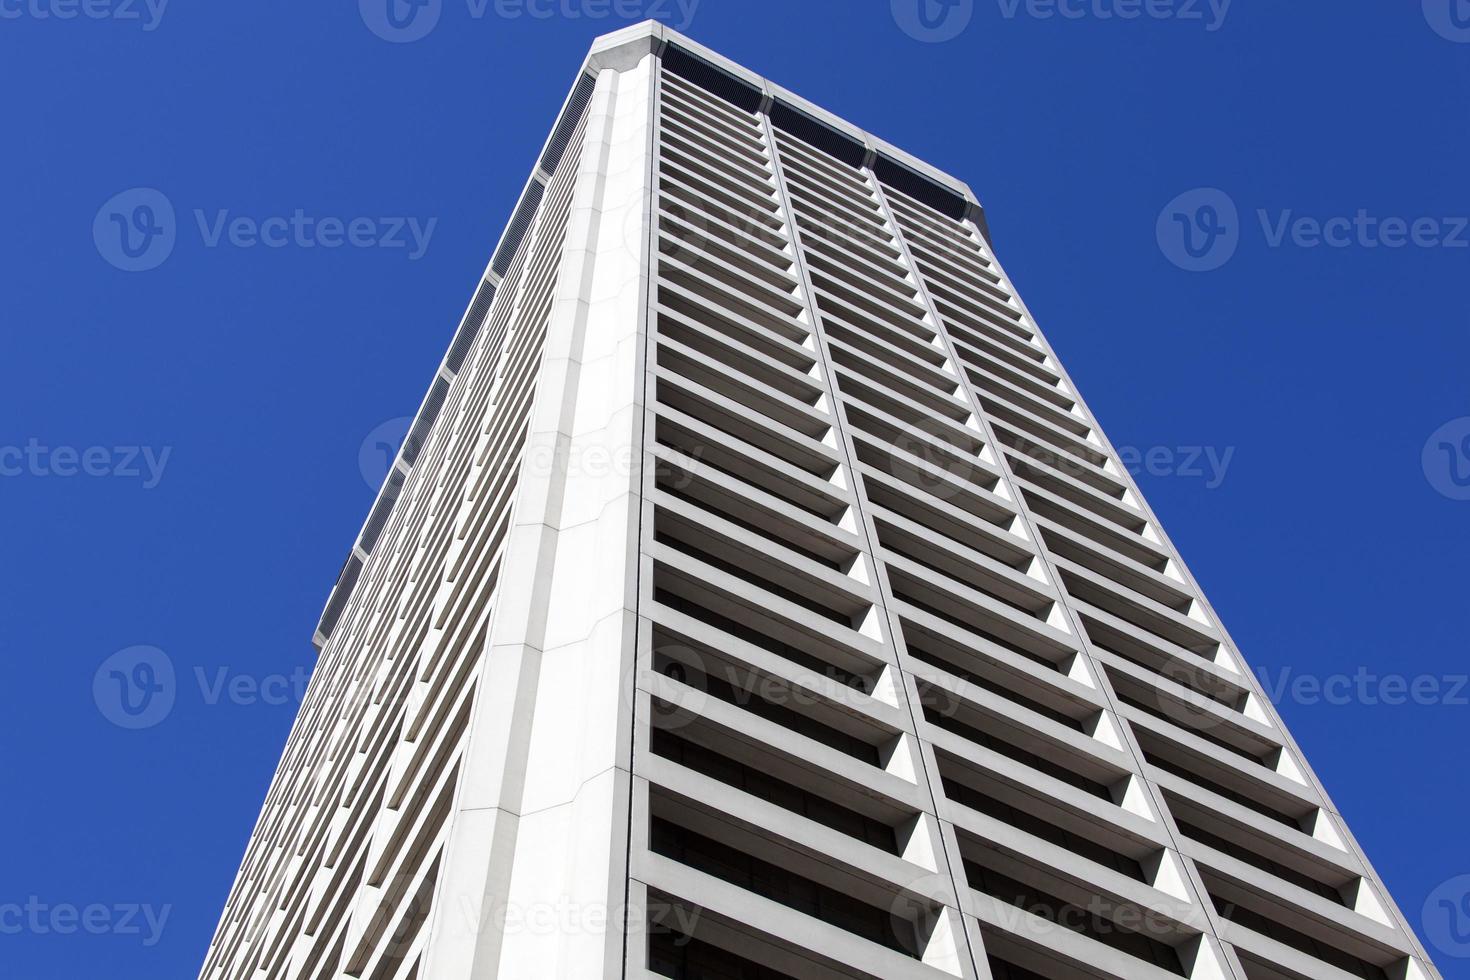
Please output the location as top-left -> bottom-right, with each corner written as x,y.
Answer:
623,43 -> 664,977
762,108 -> 980,980
872,175 -> 1246,980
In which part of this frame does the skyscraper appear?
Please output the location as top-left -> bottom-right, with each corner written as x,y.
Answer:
199,21 -> 1440,980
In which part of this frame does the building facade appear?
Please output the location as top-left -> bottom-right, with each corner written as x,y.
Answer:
198,22 -> 1441,980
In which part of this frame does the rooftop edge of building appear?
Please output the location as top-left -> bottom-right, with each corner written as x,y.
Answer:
585,20 -> 986,230
313,20 -> 990,649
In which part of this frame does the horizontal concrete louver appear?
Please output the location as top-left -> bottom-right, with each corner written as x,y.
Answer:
202,23 -> 1441,980
631,39 -> 1439,980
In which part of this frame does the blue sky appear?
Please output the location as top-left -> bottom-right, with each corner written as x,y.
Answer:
1,2 -> 1467,977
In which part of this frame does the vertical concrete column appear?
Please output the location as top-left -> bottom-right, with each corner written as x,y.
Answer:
420,50 -> 655,980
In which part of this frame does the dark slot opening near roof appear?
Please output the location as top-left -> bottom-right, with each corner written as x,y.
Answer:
660,42 -> 977,237
875,155 -> 969,221
770,101 -> 866,169
445,280 -> 496,375
319,554 -> 364,642
662,44 -> 763,113
490,178 -> 546,278
540,72 -> 596,175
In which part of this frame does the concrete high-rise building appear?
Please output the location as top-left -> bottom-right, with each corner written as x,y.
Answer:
199,22 -> 1440,980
